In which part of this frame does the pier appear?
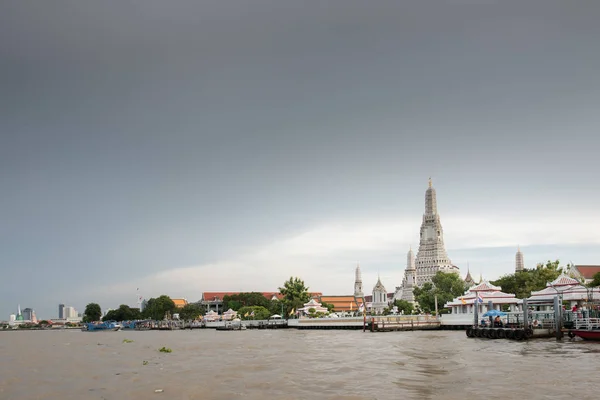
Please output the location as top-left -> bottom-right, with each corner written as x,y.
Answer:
288,315 -> 440,331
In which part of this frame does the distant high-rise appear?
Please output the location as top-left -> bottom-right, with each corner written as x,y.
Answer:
58,304 -> 65,319
515,246 -> 524,272
354,264 -> 364,297
22,308 -> 34,321
63,306 -> 77,319
414,178 -> 459,286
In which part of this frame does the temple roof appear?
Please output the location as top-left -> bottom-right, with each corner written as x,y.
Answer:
573,265 -> 600,279
373,276 -> 387,293
549,273 -> 580,287
319,295 -> 363,312
464,269 -> 475,284
172,298 -> 188,308
467,281 -> 501,292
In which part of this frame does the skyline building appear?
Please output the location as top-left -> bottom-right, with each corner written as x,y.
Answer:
515,247 -> 524,272
58,304 -> 65,319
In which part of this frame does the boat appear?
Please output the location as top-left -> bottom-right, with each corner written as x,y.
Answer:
569,317 -> 600,341
216,319 -> 247,331
81,321 -> 122,332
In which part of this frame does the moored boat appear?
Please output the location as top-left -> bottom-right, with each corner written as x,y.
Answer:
569,317 -> 600,341
82,321 -> 122,332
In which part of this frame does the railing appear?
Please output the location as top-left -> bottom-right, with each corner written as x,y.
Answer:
574,318 -> 600,330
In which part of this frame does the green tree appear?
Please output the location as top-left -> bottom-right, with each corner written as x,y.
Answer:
320,302 -> 335,312
142,295 -> 176,320
413,271 -> 466,314
178,303 -> 205,321
268,299 -> 285,316
279,277 -> 310,318
83,303 -> 102,322
222,292 -> 271,311
238,306 -> 271,320
491,259 -> 566,298
587,272 -> 600,288
103,305 -> 142,321
392,299 -> 414,315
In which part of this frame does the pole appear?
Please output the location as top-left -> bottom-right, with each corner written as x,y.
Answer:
434,294 -> 439,316
554,295 -> 563,340
473,291 -> 478,327
522,298 -> 528,329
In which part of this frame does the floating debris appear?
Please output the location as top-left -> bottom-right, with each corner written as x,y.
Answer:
122,339 -> 134,343
142,360 -> 149,365
158,347 -> 172,353
154,389 -> 164,393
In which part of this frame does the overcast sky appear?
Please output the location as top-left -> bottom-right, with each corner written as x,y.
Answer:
2,1 -> 600,319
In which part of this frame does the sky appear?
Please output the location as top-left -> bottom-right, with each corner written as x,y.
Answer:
1,1 -> 600,319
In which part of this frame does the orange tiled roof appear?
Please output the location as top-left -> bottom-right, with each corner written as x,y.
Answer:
172,298 -> 188,308
201,292 -> 291,302
575,265 -> 600,279
319,295 -> 362,312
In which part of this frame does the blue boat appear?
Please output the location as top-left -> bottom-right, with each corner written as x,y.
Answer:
81,320 -> 122,332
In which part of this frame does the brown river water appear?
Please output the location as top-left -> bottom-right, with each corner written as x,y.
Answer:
0,329 -> 599,400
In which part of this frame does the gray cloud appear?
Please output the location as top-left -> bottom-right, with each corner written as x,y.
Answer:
1,1 -> 600,318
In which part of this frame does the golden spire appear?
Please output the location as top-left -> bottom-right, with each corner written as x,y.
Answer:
428,177 -> 432,188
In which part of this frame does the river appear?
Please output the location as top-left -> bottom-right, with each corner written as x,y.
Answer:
0,329 -> 598,399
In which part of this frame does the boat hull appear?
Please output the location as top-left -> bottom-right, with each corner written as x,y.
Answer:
572,330 -> 600,341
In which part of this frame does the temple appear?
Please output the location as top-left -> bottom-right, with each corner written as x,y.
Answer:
515,246 -> 524,272
354,264 -> 364,297
414,178 -> 459,285
441,281 -> 519,327
370,276 -> 388,314
464,265 -> 476,287
395,179 -> 459,303
394,248 -> 416,302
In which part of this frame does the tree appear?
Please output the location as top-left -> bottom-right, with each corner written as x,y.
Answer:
83,303 -> 102,322
103,305 -> 142,322
178,303 -> 205,321
222,292 -> 272,311
587,272 -> 600,288
279,277 -> 310,318
320,302 -> 335,312
491,259 -> 566,298
142,295 -> 176,321
392,299 -> 414,315
413,272 -> 466,314
238,306 -> 271,320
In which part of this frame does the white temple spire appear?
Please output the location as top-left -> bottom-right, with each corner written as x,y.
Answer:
354,263 -> 364,297
515,246 -> 524,272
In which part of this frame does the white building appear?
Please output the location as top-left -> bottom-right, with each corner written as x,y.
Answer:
370,277 -> 388,314
527,274 -> 600,310
298,299 -> 329,315
441,281 -> 519,327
